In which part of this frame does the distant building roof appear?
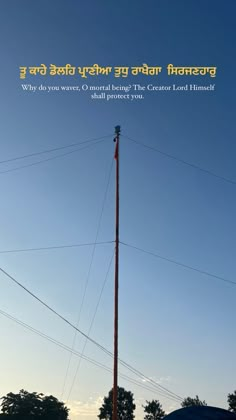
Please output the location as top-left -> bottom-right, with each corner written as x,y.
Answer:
164,406 -> 236,420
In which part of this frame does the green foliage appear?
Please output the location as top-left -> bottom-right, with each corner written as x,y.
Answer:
143,400 -> 165,420
181,395 -> 207,408
228,391 -> 236,413
0,389 -> 69,419
98,386 -> 135,420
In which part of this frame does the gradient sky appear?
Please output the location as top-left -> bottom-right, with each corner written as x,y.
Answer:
0,1 -> 236,419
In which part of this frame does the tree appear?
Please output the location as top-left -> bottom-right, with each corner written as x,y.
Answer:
143,400 -> 165,420
228,391 -> 236,413
40,395 -> 69,419
181,395 -> 207,408
0,389 -> 69,419
98,387 -> 135,420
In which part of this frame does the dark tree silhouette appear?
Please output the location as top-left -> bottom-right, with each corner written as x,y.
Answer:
0,389 -> 69,419
228,391 -> 236,413
143,400 -> 165,420
181,395 -> 207,408
98,387 -> 135,420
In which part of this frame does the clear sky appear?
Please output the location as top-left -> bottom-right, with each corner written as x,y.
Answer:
0,1 -> 236,419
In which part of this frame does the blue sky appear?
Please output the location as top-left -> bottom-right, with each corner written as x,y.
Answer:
0,1 -> 236,419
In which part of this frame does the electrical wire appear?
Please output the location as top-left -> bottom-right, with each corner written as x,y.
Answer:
0,265 -> 183,401
2,241 -> 223,395
65,251 -> 115,402
0,265 -> 112,357
0,308 -> 182,403
0,134 -> 112,166
118,359 -> 183,402
61,157 -> 114,400
123,134 -> 236,186
0,139 -> 107,175
0,241 -> 114,254
120,241 -> 236,286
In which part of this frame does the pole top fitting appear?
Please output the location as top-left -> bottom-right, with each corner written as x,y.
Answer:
115,125 -> 121,135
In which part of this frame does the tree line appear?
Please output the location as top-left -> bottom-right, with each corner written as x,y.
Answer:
98,387 -> 236,419
0,387 -> 236,418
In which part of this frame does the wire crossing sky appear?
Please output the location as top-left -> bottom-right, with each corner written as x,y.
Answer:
0,266 -> 183,403
0,308 -> 183,403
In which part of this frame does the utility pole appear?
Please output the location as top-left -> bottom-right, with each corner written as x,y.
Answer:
113,125 -> 120,420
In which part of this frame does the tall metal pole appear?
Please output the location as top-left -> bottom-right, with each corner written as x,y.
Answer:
113,125 -> 120,420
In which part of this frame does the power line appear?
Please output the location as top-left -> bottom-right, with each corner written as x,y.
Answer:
0,265 -> 112,357
61,157 -> 114,399
0,139 -> 107,175
0,240 -> 114,254
0,308 -> 182,403
0,266 -> 183,402
0,307 -> 110,369
0,134 -> 112,166
123,134 -> 236,186
118,359 -> 183,402
120,241 -> 236,286
65,251 -> 115,402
